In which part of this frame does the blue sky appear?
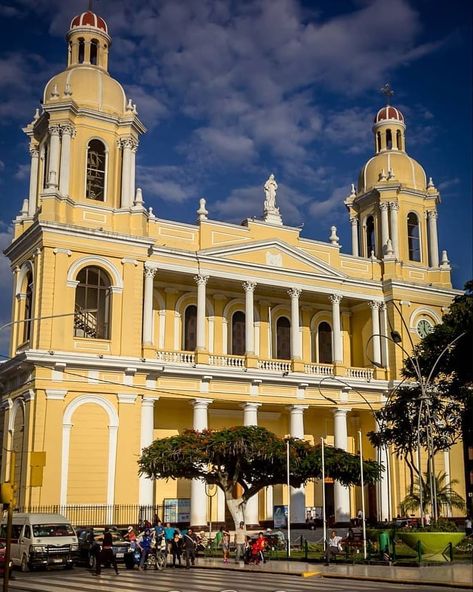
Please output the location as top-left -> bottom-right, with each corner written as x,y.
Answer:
0,0 -> 471,354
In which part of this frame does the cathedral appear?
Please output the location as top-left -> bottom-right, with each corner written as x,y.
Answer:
0,9 -> 464,528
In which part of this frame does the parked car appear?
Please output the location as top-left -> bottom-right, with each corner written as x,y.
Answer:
76,528 -> 131,568
0,513 -> 78,571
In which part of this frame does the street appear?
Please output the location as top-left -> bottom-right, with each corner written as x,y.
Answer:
7,567 -> 464,592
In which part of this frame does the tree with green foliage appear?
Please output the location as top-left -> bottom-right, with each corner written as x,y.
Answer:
369,281 -> 473,496
139,425 -> 381,528
401,471 -> 465,518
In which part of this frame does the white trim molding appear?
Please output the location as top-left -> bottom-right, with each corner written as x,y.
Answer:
66,256 -> 123,291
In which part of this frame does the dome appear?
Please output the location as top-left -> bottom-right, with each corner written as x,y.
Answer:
374,106 -> 404,124
43,67 -> 126,115
70,10 -> 108,34
358,151 -> 426,194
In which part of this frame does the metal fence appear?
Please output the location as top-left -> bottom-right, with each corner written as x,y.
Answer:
15,504 -> 164,527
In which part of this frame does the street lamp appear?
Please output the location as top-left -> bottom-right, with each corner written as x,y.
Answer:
317,375 -> 393,523
284,437 -> 292,558
366,327 -> 465,524
204,483 -> 218,540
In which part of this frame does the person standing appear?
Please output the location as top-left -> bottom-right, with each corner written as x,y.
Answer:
234,521 -> 247,563
214,525 -> 224,549
170,532 -> 182,567
222,527 -> 230,563
95,527 -> 119,576
465,516 -> 472,537
182,527 -> 197,568
137,529 -> 153,570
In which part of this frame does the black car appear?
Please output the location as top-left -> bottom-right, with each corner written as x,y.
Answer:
76,528 -> 131,567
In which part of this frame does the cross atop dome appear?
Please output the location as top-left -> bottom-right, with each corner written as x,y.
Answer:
380,83 -> 395,105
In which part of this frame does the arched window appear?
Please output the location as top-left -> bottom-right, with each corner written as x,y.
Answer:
377,132 -> 381,152
23,271 -> 33,343
366,215 -> 375,257
396,130 -> 402,150
78,38 -> 85,64
90,39 -> 99,65
184,305 -> 197,351
386,129 -> 392,150
74,266 -> 111,339
317,322 -> 332,364
86,140 -> 106,201
276,317 -> 291,360
231,311 -> 245,355
42,143 -> 49,189
407,213 -> 421,261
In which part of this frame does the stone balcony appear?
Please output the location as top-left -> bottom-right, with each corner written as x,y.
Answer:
155,350 -> 375,380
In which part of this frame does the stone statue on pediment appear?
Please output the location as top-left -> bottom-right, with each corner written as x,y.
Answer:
263,173 -> 282,225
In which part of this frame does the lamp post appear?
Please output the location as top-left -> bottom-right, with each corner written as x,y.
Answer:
317,375 -> 393,523
204,483 -> 218,540
367,328 -> 465,524
321,437 -> 327,557
358,431 -> 367,559
285,437 -> 291,558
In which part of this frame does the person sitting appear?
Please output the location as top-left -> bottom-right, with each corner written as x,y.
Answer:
325,530 -> 343,564
137,529 -> 153,570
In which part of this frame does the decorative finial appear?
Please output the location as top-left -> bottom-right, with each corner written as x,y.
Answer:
133,187 -> 144,207
64,83 -> 72,97
379,169 -> 387,181
387,169 -> 395,180
51,84 -> 59,99
329,226 -> 339,246
21,198 -> 29,217
350,183 -> 356,196
148,206 -> 155,219
263,173 -> 282,226
427,176 -> 435,189
88,0 -> 94,11
132,103 -> 138,114
33,108 -> 40,121
380,83 -> 394,105
440,250 -> 450,269
126,98 -> 133,112
197,198 -> 208,222
385,238 -> 395,259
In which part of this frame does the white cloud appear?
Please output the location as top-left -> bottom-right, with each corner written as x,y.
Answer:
309,184 -> 350,219
14,163 -> 30,180
137,164 -> 199,205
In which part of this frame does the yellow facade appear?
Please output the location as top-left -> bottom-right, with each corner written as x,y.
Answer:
0,10 -> 464,527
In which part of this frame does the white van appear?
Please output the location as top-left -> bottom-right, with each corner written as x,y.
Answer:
0,513 -> 79,571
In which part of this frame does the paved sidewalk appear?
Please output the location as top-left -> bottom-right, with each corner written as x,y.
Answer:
197,557 -> 473,589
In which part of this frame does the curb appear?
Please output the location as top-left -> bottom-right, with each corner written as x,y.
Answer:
197,562 -> 472,589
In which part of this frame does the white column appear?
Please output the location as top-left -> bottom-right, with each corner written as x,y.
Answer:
369,301 -> 382,366
389,202 -> 399,258
379,202 -> 390,255
129,142 -> 138,203
288,288 -> 302,359
350,217 -> 359,257
47,125 -> 61,189
379,303 -> 389,368
333,408 -> 351,523
28,145 -> 40,216
243,282 -> 256,355
120,138 -> 133,208
329,294 -> 343,363
143,264 -> 157,345
139,397 -> 157,505
190,399 -> 212,527
290,405 -> 308,523
427,210 -> 439,267
59,124 -> 74,196
194,275 -> 209,351
243,402 -> 261,525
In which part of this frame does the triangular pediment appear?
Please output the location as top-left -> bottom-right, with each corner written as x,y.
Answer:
200,239 -> 346,278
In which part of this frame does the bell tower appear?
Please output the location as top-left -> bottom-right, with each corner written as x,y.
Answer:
345,87 -> 448,284
19,8 -> 146,234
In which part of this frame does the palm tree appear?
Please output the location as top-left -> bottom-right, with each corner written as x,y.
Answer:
401,471 -> 465,518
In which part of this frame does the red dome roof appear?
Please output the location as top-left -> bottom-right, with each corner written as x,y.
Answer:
374,106 -> 404,124
70,11 -> 108,34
